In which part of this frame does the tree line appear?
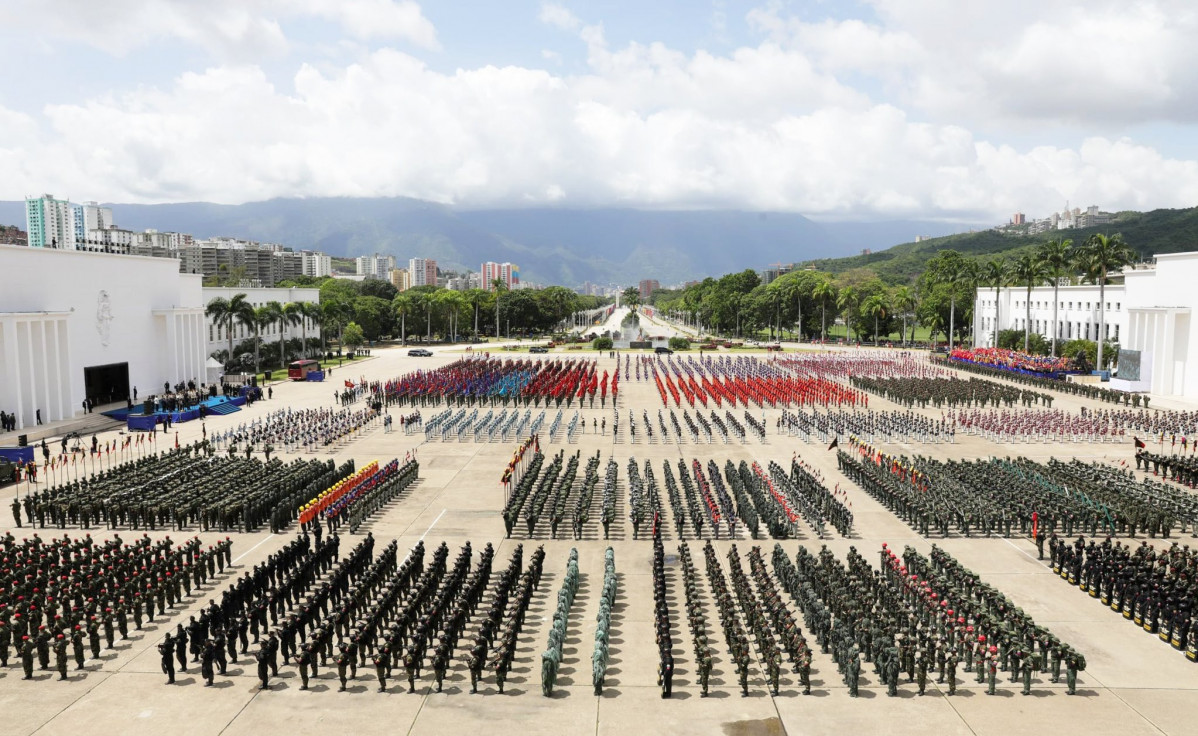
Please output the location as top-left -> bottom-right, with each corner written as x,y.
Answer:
648,232 -> 1138,367
206,276 -> 610,372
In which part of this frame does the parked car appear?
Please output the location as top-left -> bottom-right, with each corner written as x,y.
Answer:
655,346 -> 674,355
408,348 -> 433,357
530,346 -> 549,353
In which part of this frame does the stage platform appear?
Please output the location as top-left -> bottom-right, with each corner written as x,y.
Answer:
112,395 -> 244,431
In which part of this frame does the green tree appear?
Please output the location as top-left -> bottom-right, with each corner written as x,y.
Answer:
205,293 -> 251,365
342,321 -> 366,353
927,250 -> 975,351
301,301 -> 324,355
492,279 -> 509,337
812,277 -> 837,341
1077,232 -> 1135,369
1011,253 -> 1050,352
837,286 -> 860,341
464,288 -> 488,336
283,302 -> 307,359
892,285 -> 917,344
265,300 -> 296,369
1039,238 -> 1074,357
234,303 -> 271,373
393,293 -> 414,345
862,292 -> 890,345
981,258 -> 1009,349
353,295 -> 394,342
322,299 -> 354,349
436,290 -> 465,342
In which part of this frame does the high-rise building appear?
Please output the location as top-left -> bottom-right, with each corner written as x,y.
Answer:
302,251 -> 332,278
638,279 -> 660,300
81,201 -> 114,233
356,253 -> 396,279
26,194 -> 83,249
481,261 -> 518,291
389,268 -> 411,291
409,258 -> 438,287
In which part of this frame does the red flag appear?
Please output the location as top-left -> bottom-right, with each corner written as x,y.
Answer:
1134,436 -> 1146,449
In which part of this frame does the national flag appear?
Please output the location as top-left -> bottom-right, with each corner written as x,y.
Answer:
1134,437 -> 1146,449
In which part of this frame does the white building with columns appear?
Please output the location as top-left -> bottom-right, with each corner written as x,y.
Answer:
973,249 -> 1198,398
0,244 -> 206,431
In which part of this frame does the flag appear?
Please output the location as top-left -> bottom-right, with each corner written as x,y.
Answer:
1134,437 -> 1146,449
827,436 -> 838,451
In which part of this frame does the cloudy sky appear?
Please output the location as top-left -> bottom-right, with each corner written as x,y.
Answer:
2,0 -> 1197,221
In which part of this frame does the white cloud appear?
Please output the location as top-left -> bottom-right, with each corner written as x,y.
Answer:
538,3 -> 582,31
298,0 -> 439,49
6,44 -> 1198,220
0,0 -> 438,58
5,0 -> 1198,221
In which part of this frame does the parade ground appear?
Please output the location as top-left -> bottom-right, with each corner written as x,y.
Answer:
2,343 -> 1196,736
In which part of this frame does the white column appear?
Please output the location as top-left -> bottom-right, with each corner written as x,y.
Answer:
56,318 -> 71,419
191,312 -> 199,381
166,313 -> 179,385
37,321 -> 52,422
181,312 -> 192,385
2,318 -> 22,430
46,319 -> 61,421
24,321 -> 38,426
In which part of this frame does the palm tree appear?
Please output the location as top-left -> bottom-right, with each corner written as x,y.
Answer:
1011,253 -> 1050,352
271,301 -> 301,367
322,300 -> 353,350
892,286 -> 917,345
812,277 -> 837,342
303,301 -> 324,356
464,288 -> 488,337
862,293 -> 890,345
437,290 -> 464,342
981,258 -> 1009,349
934,256 -> 977,352
837,286 -> 860,342
1039,238 -> 1074,357
393,293 -> 414,345
206,293 -> 251,368
233,300 -> 260,372
492,279 -> 508,338
205,297 -> 233,361
1077,233 -> 1135,369
284,302 -> 307,360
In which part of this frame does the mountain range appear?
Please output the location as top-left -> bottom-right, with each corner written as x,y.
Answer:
808,206 -> 1198,285
0,197 -> 977,285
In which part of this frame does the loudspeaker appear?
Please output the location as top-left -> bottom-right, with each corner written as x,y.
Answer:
17,434 -> 28,447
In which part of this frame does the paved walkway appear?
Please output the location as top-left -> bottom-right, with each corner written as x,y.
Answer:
1,345 -> 1195,736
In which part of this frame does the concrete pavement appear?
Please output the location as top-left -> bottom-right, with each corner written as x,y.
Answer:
1,345 -> 1195,736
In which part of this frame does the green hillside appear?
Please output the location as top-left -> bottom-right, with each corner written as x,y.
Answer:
804,207 -> 1198,284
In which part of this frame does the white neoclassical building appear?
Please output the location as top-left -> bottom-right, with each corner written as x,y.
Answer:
973,250 -> 1198,398
0,244 -> 207,431
973,282 -> 1127,349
